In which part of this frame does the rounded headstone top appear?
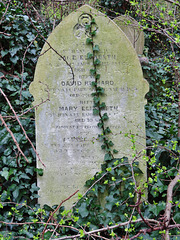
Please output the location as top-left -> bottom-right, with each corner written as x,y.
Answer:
29,4 -> 149,208
114,15 -> 145,55
30,4 -> 148,105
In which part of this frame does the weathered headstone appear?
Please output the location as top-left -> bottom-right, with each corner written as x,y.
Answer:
114,15 -> 144,55
29,5 -> 149,209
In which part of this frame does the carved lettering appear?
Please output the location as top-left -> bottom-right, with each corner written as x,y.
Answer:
30,5 -> 148,209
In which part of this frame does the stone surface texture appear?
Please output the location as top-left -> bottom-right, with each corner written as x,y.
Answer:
114,15 -> 145,55
29,5 -> 149,208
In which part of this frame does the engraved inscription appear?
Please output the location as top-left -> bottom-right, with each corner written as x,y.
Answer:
30,5 -> 148,208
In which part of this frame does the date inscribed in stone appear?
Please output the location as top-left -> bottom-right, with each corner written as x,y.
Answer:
29,5 -> 149,209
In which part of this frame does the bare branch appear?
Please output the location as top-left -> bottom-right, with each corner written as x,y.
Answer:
20,34 -> 39,100
164,0 -> 180,7
0,31 -> 11,36
73,161 -> 131,208
0,87 -> 46,167
0,114 -> 29,163
164,166 -> 180,239
30,3 -> 47,29
53,218 -> 162,240
23,0 -> 75,85
41,190 -> 79,239
0,95 -> 50,121
0,0 -> 11,25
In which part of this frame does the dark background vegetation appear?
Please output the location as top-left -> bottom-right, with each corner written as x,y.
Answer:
0,0 -> 179,239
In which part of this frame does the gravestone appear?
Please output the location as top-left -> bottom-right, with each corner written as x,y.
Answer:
29,5 -> 149,209
114,15 -> 144,55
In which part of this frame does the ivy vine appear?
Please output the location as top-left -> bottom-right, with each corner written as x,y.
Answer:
0,2 -> 179,239
85,17 -> 119,163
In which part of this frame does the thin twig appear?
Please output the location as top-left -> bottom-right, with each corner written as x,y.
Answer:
0,114 -> 29,163
30,3 -> 47,29
164,166 -> 180,239
91,233 -> 109,240
41,190 -> 79,239
73,161 -> 130,208
0,221 -> 80,230
23,0 -> 75,85
0,31 -> 11,36
0,0 -> 11,25
53,218 -> 161,240
20,34 -> 38,100
0,87 -> 45,167
124,207 -> 136,240
0,94 -> 50,121
164,0 -> 180,6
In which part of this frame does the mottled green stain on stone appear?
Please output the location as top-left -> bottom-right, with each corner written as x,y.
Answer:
30,5 -> 149,209
114,15 -> 145,55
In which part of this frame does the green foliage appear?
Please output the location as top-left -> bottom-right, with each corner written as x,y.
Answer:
135,1 -> 180,211
0,1 -> 180,239
100,0 -> 131,15
0,2 -> 51,237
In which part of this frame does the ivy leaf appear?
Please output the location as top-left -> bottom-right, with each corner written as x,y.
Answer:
13,188 -> 19,199
25,166 -> 34,176
93,109 -> 99,115
104,127 -> 111,134
91,18 -> 96,24
0,61 -> 5,66
174,212 -> 180,223
9,46 -> 22,57
85,24 -> 90,30
29,48 -> 37,55
1,50 -> 8,57
102,113 -> 109,121
91,92 -> 97,97
94,59 -> 101,65
149,202 -> 165,216
113,149 -> 118,154
96,73 -> 100,79
4,148 -> 12,156
93,96 -> 100,104
97,87 -> 104,94
87,52 -> 93,59
10,56 -> 19,64
90,68 -> 96,75
35,168 -> 43,176
91,81 -> 97,87
104,153 -> 112,161
1,191 -> 8,201
97,122 -> 103,128
86,38 -> 93,44
99,102 -> 106,109
79,229 -> 85,238
19,173 -> 30,180
90,30 -> 96,36
27,33 -> 35,42
30,183 -> 39,193
21,90 -> 31,99
78,203 -> 89,218
108,141 -> 114,147
23,15 -> 29,21
93,45 -> 100,52
1,168 -> 9,180
105,194 -> 118,211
